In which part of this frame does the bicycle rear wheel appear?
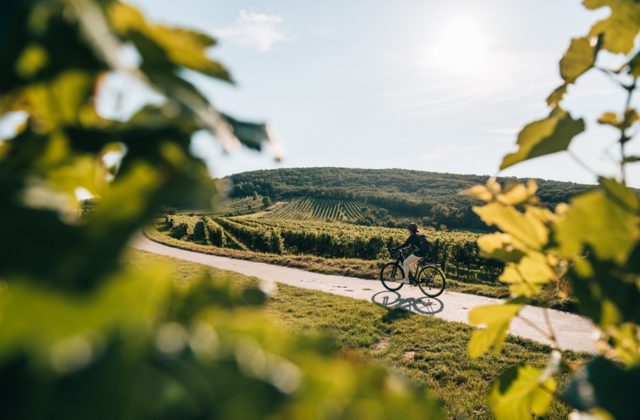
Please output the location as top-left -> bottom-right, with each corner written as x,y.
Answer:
380,262 -> 404,291
417,266 -> 446,297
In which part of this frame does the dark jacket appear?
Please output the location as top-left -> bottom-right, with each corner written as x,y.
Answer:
397,233 -> 429,257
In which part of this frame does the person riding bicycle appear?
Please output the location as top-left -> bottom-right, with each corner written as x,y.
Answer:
391,223 -> 430,283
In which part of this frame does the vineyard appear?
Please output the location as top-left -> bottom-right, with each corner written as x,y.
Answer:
262,197 -> 385,222
163,196 -> 267,218
162,213 -> 504,282
211,195 -> 266,216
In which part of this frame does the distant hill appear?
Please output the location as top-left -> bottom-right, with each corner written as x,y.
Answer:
225,167 -> 594,230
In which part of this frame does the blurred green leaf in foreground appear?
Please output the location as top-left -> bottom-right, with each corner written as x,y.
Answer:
466,0 -> 640,418
0,1 -> 442,419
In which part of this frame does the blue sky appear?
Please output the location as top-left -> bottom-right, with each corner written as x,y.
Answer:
130,0 -> 639,186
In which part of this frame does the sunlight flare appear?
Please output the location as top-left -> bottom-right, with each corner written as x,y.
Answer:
425,16 -> 491,76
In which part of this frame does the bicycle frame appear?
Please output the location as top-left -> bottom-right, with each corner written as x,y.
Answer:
394,253 -> 426,279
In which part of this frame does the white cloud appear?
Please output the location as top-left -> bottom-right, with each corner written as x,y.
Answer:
215,10 -> 287,52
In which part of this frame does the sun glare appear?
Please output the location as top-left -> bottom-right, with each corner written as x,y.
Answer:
425,16 -> 490,76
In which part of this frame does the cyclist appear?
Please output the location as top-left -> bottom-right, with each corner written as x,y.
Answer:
391,223 -> 430,283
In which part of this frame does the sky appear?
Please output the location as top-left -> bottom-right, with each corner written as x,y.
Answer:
18,0 -> 640,186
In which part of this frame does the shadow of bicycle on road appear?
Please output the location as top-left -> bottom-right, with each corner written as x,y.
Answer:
371,290 -> 444,318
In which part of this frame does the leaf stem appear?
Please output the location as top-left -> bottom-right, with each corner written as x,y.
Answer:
517,314 -> 556,345
597,67 -> 626,89
542,307 -> 559,347
619,79 -> 637,185
568,150 -> 599,176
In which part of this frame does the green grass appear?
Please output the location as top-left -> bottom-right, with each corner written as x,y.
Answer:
125,249 -> 586,419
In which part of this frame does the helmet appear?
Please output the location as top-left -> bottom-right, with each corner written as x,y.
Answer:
407,223 -> 418,233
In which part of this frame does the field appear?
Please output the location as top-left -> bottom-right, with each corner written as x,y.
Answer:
177,195 -> 267,217
128,249 -> 583,419
262,197 -> 387,223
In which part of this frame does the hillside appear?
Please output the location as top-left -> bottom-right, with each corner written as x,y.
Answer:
225,167 -> 594,230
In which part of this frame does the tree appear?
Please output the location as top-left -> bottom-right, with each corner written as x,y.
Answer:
465,1 -> 640,418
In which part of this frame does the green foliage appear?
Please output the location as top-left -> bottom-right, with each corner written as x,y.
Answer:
584,0 -> 640,54
500,110 -> 585,170
563,357 -> 640,418
170,223 -> 188,239
465,2 -> 640,418
488,364 -> 556,420
0,1 -> 443,418
468,303 -> 523,358
560,37 -> 598,84
204,217 -> 226,247
187,219 -> 207,243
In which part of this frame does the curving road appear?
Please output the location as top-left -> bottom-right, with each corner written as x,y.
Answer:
132,235 -> 596,353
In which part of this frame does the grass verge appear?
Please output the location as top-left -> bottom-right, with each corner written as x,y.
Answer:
125,249 -> 586,419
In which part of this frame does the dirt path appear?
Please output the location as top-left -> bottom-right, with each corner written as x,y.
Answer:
132,235 -> 596,353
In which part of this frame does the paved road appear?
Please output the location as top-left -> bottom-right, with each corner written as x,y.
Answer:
132,236 -> 596,353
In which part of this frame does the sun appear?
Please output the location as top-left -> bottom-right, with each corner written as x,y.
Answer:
424,16 -> 490,76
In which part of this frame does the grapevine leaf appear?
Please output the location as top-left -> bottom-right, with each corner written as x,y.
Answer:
464,184 -> 494,202
0,264 -> 173,362
599,176 -> 640,212
627,51 -> 640,76
489,365 -> 556,420
497,180 -> 538,206
560,37 -> 597,84
563,357 -> 640,419
468,303 -> 522,358
598,109 -> 638,130
20,70 -> 96,132
141,67 -> 272,151
604,324 -> 640,365
500,110 -> 585,170
624,108 -> 640,127
465,180 -> 538,205
569,250 -> 640,326
499,252 -> 555,297
477,233 -> 526,262
597,111 -> 620,127
221,112 -> 273,152
473,203 -> 548,250
107,2 -> 231,81
583,0 -> 640,54
546,84 -> 568,108
555,180 -> 639,263
15,43 -> 49,79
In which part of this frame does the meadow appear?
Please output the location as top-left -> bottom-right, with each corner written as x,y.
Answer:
128,249 -> 584,419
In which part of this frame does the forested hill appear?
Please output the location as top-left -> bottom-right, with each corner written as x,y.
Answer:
226,167 -> 593,230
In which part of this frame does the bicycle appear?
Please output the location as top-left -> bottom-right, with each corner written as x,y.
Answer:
379,250 -> 446,297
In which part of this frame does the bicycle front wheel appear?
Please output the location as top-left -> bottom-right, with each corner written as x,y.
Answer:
417,266 -> 446,297
380,262 -> 404,291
